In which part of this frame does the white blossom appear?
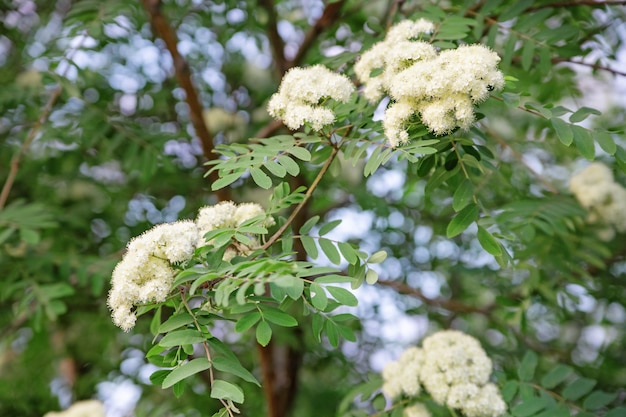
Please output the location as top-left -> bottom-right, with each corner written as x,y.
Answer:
356,18 -> 504,145
267,64 -> 355,130
108,220 -> 199,331
404,403 -> 432,417
569,162 -> 626,239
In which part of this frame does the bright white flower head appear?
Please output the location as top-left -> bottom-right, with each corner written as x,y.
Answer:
196,201 -> 274,246
404,403 -> 432,417
356,18 -> 504,145
382,346 -> 425,398
267,65 -> 355,130
462,383 -> 508,417
108,220 -> 199,331
569,162 -> 626,240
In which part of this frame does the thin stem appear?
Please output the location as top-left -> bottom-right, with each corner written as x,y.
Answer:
0,35 -> 87,210
527,0 -> 626,11
262,144 -> 340,251
180,290 -> 235,417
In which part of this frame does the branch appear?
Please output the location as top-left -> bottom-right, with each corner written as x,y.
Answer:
553,57 -> 626,77
377,279 -> 493,314
288,0 -> 346,68
527,0 -> 626,11
0,35 -> 89,210
262,144 -> 340,251
141,0 -> 230,202
258,0 -> 288,78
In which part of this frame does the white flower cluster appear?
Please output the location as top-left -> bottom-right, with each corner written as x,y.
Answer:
382,330 -> 506,417
267,64 -> 355,130
108,201 -> 272,331
569,162 -> 626,240
355,19 -> 504,146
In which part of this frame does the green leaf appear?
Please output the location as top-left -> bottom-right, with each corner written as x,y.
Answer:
299,215 -> 320,234
325,320 -> 340,347
162,358 -> 211,389
319,238 -> 341,265
338,242 -> 358,264
572,126 -> 595,160
595,131 -> 616,155
511,398 -> 548,417
518,351 -> 538,382
365,269 -> 378,285
250,168 -> 272,189
158,312 -> 194,333
260,306 -> 298,327
274,275 -> 304,300
583,390 -> 616,410
159,329 -> 206,347
446,203 -> 479,238
310,283 -> 328,310
502,380 -> 518,402
563,378 -> 596,401
277,155 -> 300,175
287,146 -> 311,161
301,235 -> 318,259
150,369 -> 170,386
264,161 -> 287,177
326,286 -> 358,307
452,179 -> 474,211
541,364 -> 573,389
606,407 -> 626,417
570,106 -> 601,123
211,379 -> 245,404
319,219 -> 342,236
551,118 -> 573,146
521,41 -> 535,71
234,312 -> 261,333
367,250 -> 387,264
212,172 -> 243,190
477,226 -> 502,256
212,355 -> 260,386
255,320 -> 272,346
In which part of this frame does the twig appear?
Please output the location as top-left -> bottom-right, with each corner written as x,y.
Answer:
141,0 -> 230,202
262,144 -> 340,250
0,35 -> 87,210
552,57 -> 626,78
181,290 -> 235,417
377,279 -> 493,314
288,0 -> 346,67
385,0 -> 405,29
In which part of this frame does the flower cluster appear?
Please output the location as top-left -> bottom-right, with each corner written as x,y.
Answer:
267,64 -> 355,130
355,19 -> 504,146
382,330 -> 506,417
108,201 -> 272,331
569,162 -> 626,240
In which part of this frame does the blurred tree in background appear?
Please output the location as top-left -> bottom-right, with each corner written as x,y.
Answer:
1,0 -> 625,416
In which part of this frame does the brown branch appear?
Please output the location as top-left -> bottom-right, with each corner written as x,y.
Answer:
377,279 -> 493,314
258,0 -> 288,78
141,0 -> 230,202
1,35 -> 88,210
553,57 -> 626,77
288,0 -> 347,68
527,0 -> 626,11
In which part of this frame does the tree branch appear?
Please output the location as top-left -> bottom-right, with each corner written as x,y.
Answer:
377,279 -> 493,314
258,0 -> 288,78
141,0 -> 230,202
289,0 -> 346,68
527,0 -> 626,11
553,57 -> 626,77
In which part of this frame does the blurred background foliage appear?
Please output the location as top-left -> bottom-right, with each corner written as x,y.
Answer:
1,0 -> 625,416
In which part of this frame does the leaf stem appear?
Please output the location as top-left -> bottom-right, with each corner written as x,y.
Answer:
262,144 -> 340,251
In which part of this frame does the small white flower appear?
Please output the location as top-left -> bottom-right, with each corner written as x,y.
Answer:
403,403 -> 432,417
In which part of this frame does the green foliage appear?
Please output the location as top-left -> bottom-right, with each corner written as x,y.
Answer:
1,1 -> 626,416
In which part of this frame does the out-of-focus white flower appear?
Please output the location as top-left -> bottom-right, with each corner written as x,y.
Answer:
44,400 -> 106,417
569,162 -> 626,240
380,330 -> 505,417
403,403 -> 432,417
196,201 -> 274,247
355,18 -> 504,145
267,65 -> 355,130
